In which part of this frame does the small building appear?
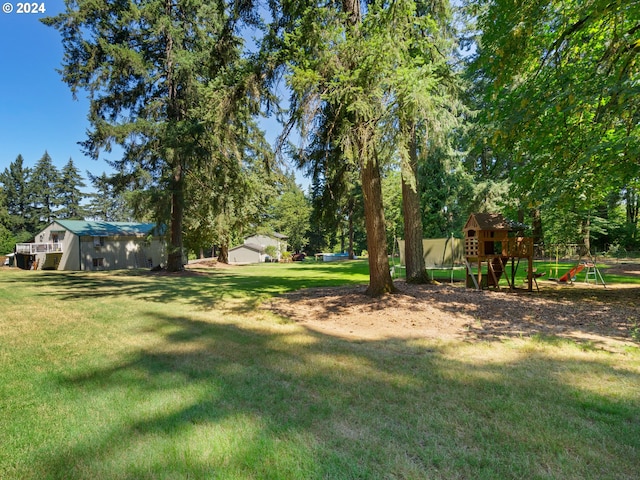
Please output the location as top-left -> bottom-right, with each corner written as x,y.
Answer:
15,220 -> 166,271
228,233 -> 288,264
464,213 -> 512,258
463,213 -> 533,291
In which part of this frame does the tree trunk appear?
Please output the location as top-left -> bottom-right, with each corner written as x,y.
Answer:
401,121 -> 428,283
582,214 -> 591,256
361,148 -> 396,296
166,164 -> 185,271
531,207 -> 543,256
218,243 -> 229,264
626,187 -> 638,243
163,0 -> 185,272
342,0 -> 361,24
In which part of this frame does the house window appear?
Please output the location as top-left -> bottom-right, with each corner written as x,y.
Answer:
93,258 -> 104,269
93,236 -> 105,248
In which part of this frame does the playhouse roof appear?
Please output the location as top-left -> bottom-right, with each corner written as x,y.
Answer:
464,213 -> 530,232
464,213 -> 513,232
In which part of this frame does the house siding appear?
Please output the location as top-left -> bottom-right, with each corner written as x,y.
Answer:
228,234 -> 288,264
79,235 -> 166,271
28,221 -> 166,271
229,245 -> 263,264
243,235 -> 287,261
36,222 -> 79,270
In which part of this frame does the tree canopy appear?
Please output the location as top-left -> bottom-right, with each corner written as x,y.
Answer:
468,0 -> 639,248
43,0 -> 267,271
0,0 -> 634,272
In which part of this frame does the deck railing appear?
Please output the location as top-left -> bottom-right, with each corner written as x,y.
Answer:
15,243 -> 63,254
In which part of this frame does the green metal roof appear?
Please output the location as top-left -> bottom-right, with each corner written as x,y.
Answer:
53,220 -> 160,237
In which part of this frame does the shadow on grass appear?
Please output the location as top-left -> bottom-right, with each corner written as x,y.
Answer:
24,309 -> 640,480
3,267 -> 640,478
268,280 -> 640,349
9,261 -> 370,313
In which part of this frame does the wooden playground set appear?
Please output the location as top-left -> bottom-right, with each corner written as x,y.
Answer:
462,213 -> 606,292
396,212 -> 607,291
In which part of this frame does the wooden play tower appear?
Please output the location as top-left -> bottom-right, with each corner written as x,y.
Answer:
463,213 -> 534,291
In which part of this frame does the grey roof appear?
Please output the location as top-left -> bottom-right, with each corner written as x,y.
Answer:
53,220 -> 160,237
229,243 -> 264,253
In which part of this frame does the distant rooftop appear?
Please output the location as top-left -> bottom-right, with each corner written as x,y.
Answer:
52,220 -> 160,237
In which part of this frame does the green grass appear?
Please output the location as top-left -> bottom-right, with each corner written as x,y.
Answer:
1,261 -> 639,479
424,259 -> 640,287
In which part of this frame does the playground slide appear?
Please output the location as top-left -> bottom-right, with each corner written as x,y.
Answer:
558,263 -> 585,283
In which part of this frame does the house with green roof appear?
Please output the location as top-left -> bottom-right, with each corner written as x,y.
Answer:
15,220 -> 167,271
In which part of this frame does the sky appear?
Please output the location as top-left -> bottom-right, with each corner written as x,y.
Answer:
0,1 -> 299,189
0,2 -> 108,179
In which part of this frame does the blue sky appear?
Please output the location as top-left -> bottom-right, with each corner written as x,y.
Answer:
0,2 -> 110,180
0,2 -> 299,189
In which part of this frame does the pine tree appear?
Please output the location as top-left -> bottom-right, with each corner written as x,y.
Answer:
29,151 -> 59,228
271,0 -> 401,295
0,154 -> 34,234
57,158 -> 87,220
43,0 -> 263,271
85,172 -> 133,222
270,0 -> 462,294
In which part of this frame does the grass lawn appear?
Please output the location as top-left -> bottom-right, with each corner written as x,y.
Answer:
1,261 -> 639,479
425,258 -> 640,287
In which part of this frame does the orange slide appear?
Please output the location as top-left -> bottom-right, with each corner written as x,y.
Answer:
558,263 -> 585,283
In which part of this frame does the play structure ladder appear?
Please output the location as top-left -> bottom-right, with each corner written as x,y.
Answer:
584,262 -> 607,287
463,258 -> 480,290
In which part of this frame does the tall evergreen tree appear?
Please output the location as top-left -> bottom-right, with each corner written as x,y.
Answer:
85,172 -> 133,222
270,0 -> 462,293
0,189 -> 10,233
44,0 -> 263,271
272,0 -> 408,295
57,158 -> 87,220
30,151 -> 60,228
0,154 -> 33,234
393,0 -> 462,283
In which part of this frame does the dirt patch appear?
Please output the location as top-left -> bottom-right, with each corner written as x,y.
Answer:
146,258 -> 237,276
603,261 -> 640,277
264,279 -> 640,351
187,258 -> 236,268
